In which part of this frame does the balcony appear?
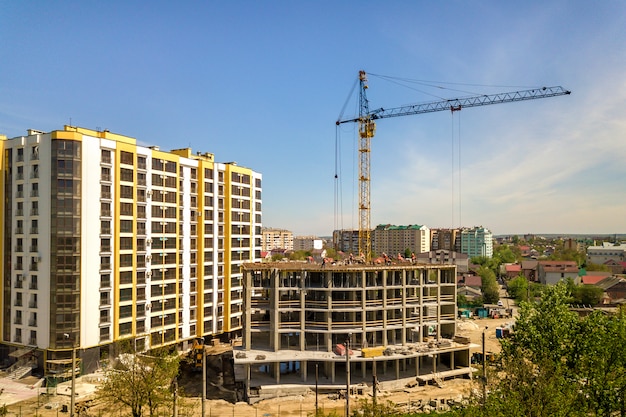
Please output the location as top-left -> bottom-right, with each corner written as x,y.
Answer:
14,317 -> 22,325
29,338 -> 37,345
29,301 -> 37,308
29,319 -> 37,327
29,282 -> 38,290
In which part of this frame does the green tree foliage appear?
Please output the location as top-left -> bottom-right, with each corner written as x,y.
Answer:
478,266 -> 499,304
450,284 -> 626,417
572,285 -> 604,306
585,262 -> 611,272
506,275 -> 528,302
289,250 -> 311,261
97,348 -> 180,417
270,253 -> 284,261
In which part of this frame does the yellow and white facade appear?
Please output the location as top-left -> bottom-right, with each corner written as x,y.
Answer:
0,126 -> 262,376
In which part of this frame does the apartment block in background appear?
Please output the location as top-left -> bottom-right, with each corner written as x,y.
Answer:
373,224 -> 431,257
0,126 -> 262,377
261,228 -> 293,251
292,236 -> 323,251
459,227 -> 493,259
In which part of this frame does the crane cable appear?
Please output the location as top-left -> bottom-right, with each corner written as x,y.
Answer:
450,110 -> 463,229
334,126 -> 342,234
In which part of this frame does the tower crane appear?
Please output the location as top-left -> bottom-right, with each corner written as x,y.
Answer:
336,70 -> 570,261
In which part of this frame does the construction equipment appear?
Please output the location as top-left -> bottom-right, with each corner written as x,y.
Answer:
336,70 -> 570,261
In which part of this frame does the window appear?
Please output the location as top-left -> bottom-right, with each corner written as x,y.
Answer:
120,220 -> 133,233
120,151 -> 134,165
120,168 -> 134,182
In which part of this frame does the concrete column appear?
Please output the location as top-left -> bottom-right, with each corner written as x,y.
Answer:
302,360 -> 307,382
395,359 -> 400,379
382,269 -> 388,346
244,271 -> 252,350
331,361 -> 336,383
271,269 -> 280,351
401,270 -> 407,346
300,279 -> 306,350
275,362 -> 280,384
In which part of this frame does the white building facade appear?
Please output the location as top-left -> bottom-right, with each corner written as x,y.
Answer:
1,126 -> 262,376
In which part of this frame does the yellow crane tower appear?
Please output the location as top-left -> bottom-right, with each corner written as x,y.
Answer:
336,70 -> 570,261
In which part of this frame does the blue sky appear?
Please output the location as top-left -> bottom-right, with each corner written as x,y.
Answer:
1,1 -> 625,237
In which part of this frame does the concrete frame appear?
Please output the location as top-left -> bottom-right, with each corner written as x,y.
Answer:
236,262 -> 473,402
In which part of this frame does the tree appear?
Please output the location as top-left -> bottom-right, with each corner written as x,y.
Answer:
97,348 -> 180,417
571,285 -> 603,306
506,275 -> 528,302
478,266 -> 499,304
585,262 -> 611,272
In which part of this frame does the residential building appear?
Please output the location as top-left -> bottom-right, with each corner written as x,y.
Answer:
292,235 -> 323,251
430,229 -> 460,252
332,229 -> 360,254
261,228 -> 293,251
459,227 -> 493,258
373,224 -> 430,257
503,264 -> 522,279
237,262 -> 472,402
586,243 -> 626,265
0,126 -> 262,376
596,276 -> 626,304
416,250 -> 469,273
521,260 -> 538,282
537,261 -> 579,285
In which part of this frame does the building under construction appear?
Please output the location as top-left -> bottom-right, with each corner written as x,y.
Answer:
235,261 -> 473,402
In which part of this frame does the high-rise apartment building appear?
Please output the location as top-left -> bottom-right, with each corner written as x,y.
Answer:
430,229 -> 460,252
373,224 -> 430,256
0,126 -> 262,375
261,228 -> 293,251
459,227 -> 493,258
292,236 -> 323,251
332,229 -> 361,255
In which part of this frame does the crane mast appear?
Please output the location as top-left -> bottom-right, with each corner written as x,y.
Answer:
336,70 -> 570,261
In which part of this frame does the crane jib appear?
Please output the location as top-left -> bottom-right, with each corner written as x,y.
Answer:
365,87 -> 571,121
335,70 -> 570,262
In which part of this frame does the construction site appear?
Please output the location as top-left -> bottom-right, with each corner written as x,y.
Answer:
235,261 -> 474,403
